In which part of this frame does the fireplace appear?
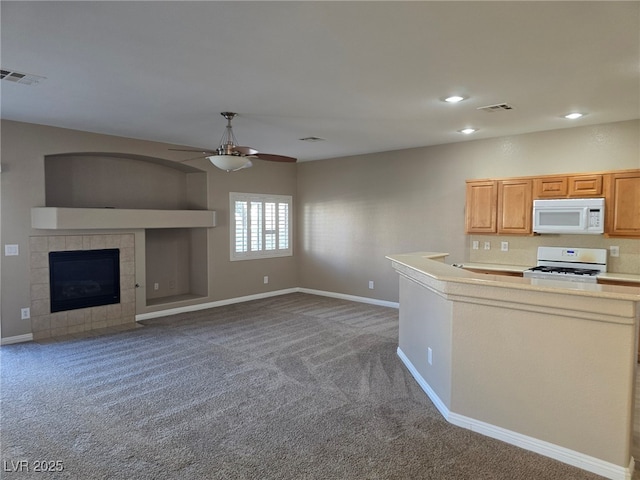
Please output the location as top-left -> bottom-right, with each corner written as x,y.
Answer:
49,249 -> 121,313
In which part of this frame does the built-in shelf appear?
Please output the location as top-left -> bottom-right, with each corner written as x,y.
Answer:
40,153 -> 213,313
32,207 -> 217,230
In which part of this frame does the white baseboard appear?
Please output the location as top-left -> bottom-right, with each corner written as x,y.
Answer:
396,347 -> 450,418
1,333 -> 34,345
396,347 -> 634,480
135,288 -> 299,321
0,289 -> 396,341
137,287 -> 398,321
298,288 -> 399,309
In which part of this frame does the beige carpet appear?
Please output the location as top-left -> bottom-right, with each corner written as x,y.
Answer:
0,293 -> 616,479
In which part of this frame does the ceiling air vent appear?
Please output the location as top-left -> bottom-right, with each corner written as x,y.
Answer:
477,103 -> 514,113
1,69 -> 46,86
299,136 -> 325,142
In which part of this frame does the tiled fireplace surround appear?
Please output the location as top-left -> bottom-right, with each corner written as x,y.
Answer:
29,234 -> 136,340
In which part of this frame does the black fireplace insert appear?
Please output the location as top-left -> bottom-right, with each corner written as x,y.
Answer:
49,249 -> 120,313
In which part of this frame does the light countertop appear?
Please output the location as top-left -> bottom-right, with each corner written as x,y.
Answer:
456,262 -> 640,284
457,262 -> 530,273
597,272 -> 640,284
386,252 -> 640,301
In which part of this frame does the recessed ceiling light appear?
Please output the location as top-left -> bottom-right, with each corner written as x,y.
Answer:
564,112 -> 584,120
444,95 -> 466,103
458,128 -> 478,135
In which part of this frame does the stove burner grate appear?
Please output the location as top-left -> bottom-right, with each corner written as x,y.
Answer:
528,266 -> 600,276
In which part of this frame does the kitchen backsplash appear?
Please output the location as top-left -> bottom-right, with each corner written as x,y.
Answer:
468,235 -> 640,275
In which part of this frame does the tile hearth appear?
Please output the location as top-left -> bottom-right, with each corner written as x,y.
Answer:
29,234 -> 136,340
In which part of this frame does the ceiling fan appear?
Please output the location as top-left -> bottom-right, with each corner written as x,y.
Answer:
170,112 -> 297,172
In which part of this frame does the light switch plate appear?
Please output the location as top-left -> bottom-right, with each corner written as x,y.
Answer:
4,244 -> 19,256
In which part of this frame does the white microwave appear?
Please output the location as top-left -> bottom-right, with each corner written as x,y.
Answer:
533,198 -> 605,234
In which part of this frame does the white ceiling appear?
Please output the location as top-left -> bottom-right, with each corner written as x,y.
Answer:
1,1 -> 639,162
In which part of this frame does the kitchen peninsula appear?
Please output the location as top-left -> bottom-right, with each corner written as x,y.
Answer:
386,252 -> 640,480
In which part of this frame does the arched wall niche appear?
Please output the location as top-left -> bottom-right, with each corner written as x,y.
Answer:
44,152 -> 208,210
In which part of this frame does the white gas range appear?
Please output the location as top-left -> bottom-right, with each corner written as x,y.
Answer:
523,247 -> 607,284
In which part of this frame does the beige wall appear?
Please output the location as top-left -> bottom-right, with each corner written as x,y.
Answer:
297,120 -> 640,302
1,119 -> 638,340
398,275 -> 452,405
451,300 -> 635,467
469,234 -> 640,274
0,120 -> 298,339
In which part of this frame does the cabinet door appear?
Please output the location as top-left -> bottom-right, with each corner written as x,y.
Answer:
597,279 -> 640,287
465,181 -> 497,233
533,176 -> 568,198
568,174 -> 603,197
606,171 -> 640,237
497,179 -> 532,234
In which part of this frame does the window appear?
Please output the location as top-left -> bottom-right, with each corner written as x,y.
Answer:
230,192 -> 293,261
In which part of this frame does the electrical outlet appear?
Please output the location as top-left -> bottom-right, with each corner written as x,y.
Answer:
5,244 -> 19,256
501,241 -> 509,252
21,308 -> 30,320
609,246 -> 619,257
472,241 -> 479,250
368,280 -> 374,289
153,282 -> 159,291
427,347 -> 433,365
263,276 -> 269,284
484,242 -> 491,250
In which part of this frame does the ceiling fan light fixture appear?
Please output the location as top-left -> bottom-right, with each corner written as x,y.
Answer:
205,112 -> 252,172
206,154 -> 252,172
171,112 -> 297,169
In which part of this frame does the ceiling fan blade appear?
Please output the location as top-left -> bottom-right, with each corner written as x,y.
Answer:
168,148 -> 217,154
168,147 -> 217,162
169,113 -> 295,167
255,153 -> 297,163
233,146 -> 259,156
178,154 -> 210,162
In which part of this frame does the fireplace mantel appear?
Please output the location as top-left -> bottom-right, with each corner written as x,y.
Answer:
32,207 -> 217,230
